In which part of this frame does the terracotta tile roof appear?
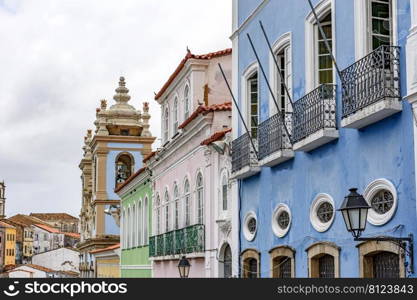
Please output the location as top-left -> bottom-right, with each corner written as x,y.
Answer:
20,264 -> 55,273
201,128 -> 232,146
114,167 -> 148,193
30,213 -> 78,221
62,232 -> 80,239
89,243 -> 120,254
0,221 -> 15,229
154,48 -> 232,100
178,101 -> 232,130
8,214 -> 51,227
143,151 -> 157,163
34,224 -> 61,234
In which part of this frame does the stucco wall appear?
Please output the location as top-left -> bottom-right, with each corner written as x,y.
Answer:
235,0 -> 416,277
32,248 -> 79,273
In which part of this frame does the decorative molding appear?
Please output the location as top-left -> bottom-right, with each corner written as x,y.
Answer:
243,211 -> 257,242
272,204 -> 291,238
364,178 -> 398,226
309,193 -> 335,233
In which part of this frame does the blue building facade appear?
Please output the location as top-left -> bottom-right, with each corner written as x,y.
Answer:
231,0 -> 417,278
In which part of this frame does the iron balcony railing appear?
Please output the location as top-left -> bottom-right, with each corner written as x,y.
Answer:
258,111 -> 292,160
340,45 -> 401,118
149,224 -> 204,257
231,132 -> 258,173
292,84 -> 337,143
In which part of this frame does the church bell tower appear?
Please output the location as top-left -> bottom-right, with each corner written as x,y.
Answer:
0,181 -> 6,219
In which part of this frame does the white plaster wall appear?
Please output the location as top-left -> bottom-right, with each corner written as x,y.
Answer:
9,267 -> 46,278
32,248 -> 79,273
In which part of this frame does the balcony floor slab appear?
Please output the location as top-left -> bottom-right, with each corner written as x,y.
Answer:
259,149 -> 294,167
231,165 -> 261,180
293,129 -> 339,152
342,98 -> 402,129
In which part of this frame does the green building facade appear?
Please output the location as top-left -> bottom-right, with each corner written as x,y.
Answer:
116,167 -> 152,278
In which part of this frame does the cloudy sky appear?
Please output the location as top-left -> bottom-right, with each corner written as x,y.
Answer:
0,0 -> 232,217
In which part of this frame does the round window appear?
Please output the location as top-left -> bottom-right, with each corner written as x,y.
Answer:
310,193 -> 335,233
364,179 -> 397,226
272,204 -> 291,238
243,212 -> 257,241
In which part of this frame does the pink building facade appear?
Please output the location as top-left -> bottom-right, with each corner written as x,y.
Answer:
147,49 -> 233,278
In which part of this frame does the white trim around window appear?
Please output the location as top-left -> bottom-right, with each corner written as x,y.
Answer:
305,0 -> 335,92
269,32 -> 293,116
272,204 -> 292,238
364,178 -> 398,226
354,0 -> 398,60
241,62 -> 259,136
243,211 -> 257,242
309,193 -> 335,233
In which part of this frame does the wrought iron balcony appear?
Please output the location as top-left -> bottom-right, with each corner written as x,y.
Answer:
149,224 -> 204,258
341,45 -> 401,129
292,84 -> 338,152
258,111 -> 294,167
231,132 -> 261,179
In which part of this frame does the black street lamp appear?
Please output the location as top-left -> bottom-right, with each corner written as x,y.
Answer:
338,188 -> 414,274
338,188 -> 370,239
178,256 -> 191,278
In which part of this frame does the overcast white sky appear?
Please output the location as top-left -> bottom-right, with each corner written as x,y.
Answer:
0,0 -> 232,217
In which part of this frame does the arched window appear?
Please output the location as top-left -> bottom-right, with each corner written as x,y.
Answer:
156,195 -> 161,235
270,246 -> 296,278
137,201 -> 142,246
220,243 -> 232,278
247,71 -> 259,138
316,12 -> 333,85
222,174 -> 228,211
184,85 -> 190,120
173,97 -> 178,134
122,209 -> 126,249
196,173 -> 204,224
115,154 -> 133,187
306,242 -> 340,278
274,40 -> 292,114
132,204 -> 136,247
241,249 -> 260,278
164,107 -> 169,142
174,184 -> 180,229
184,179 -> 191,226
127,207 -> 131,248
143,197 -> 148,244
164,190 -> 170,232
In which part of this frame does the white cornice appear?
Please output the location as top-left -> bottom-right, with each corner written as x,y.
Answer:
230,0 -> 270,41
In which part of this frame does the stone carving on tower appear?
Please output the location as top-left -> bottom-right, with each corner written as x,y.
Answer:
78,77 -> 155,278
0,181 -> 5,219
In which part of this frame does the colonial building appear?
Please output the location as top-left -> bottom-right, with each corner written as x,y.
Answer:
231,0 -> 417,278
115,167 -> 152,278
90,243 -> 120,278
0,221 -> 16,267
78,77 -> 155,277
30,213 -> 79,233
32,247 -> 80,274
3,219 -> 34,264
147,48 -> 233,277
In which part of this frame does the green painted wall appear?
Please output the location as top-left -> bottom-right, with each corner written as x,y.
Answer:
120,174 -> 153,278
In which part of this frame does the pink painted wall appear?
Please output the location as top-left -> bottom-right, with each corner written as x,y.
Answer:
153,258 -> 205,278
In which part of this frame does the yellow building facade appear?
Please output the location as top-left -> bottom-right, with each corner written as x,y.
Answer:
0,221 -> 16,266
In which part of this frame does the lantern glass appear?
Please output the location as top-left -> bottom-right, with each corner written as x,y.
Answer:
178,256 -> 191,278
341,210 -> 351,231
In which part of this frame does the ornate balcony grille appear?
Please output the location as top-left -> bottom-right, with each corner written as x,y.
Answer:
149,236 -> 156,257
258,112 -> 292,160
340,45 -> 401,118
231,132 -> 258,173
149,224 -> 205,257
292,84 -> 337,143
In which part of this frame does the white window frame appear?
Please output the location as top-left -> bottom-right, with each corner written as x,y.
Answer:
138,200 -> 142,246
309,193 -> 335,232
184,85 -> 190,120
196,173 -> 204,225
243,211 -> 257,241
143,197 -> 148,244
184,179 -> 191,227
272,204 -> 292,238
163,106 -> 169,143
364,178 -> 398,226
241,62 -> 259,138
174,184 -> 180,230
305,0 -> 335,92
354,0 -> 398,60
164,190 -> 170,232
173,97 -> 179,134
269,32 -> 293,116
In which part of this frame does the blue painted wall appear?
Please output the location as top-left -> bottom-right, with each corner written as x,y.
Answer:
236,0 -> 416,277
104,143 -> 143,235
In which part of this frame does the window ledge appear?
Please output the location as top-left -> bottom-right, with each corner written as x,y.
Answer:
293,129 -> 339,152
341,99 -> 402,129
258,149 -> 294,168
230,165 -> 261,180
